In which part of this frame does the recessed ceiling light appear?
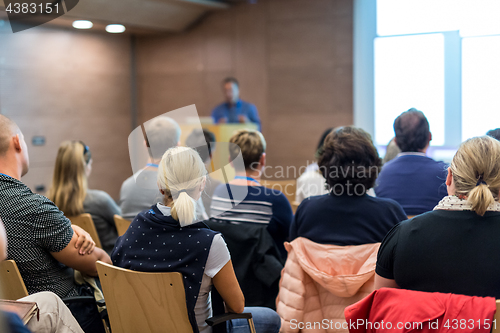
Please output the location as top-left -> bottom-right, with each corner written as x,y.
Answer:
105,24 -> 126,33
72,20 -> 93,29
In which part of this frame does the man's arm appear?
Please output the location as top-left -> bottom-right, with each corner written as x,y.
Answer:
51,233 -> 111,277
71,225 -> 95,255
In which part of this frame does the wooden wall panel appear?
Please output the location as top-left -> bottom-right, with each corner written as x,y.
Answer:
135,0 -> 354,178
0,26 -> 132,200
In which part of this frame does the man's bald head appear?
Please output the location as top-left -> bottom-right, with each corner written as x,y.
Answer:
393,108 -> 431,152
0,115 -> 19,156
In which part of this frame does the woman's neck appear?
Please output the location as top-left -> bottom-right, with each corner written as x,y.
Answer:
163,196 -> 173,207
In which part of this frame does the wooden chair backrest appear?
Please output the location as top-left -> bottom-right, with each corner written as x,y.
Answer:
261,179 -> 296,205
291,201 -> 300,214
0,260 -> 29,300
113,215 -> 131,237
68,213 -> 102,249
96,261 -> 193,333
493,300 -> 500,333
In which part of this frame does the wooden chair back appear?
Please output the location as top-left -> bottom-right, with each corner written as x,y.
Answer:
68,213 -> 102,249
0,260 -> 29,300
291,201 -> 300,214
493,300 -> 500,333
261,179 -> 296,206
113,215 -> 131,237
96,261 -> 193,333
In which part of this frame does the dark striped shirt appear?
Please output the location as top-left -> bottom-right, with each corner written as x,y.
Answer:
210,184 -> 292,256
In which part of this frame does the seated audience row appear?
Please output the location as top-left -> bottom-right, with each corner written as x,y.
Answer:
5,106 -> 500,333
112,146 -> 280,333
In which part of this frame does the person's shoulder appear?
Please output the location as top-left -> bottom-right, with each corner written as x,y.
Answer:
212,183 -> 229,197
366,194 -> 401,206
260,186 -> 287,201
31,192 -> 63,214
240,100 -> 257,110
87,189 -> 113,201
296,193 -> 326,210
121,174 -> 136,189
428,158 -> 449,169
379,157 -> 401,172
211,102 -> 227,113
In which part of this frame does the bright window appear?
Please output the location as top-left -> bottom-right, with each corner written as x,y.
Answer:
462,36 -> 500,141
374,34 -> 445,146
372,0 -> 500,150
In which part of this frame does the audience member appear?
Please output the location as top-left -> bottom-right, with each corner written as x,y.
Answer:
48,141 -> 120,254
112,147 -> 280,333
210,130 -> 293,258
0,218 -> 84,333
487,128 -> 500,141
211,77 -> 261,130
119,116 -> 207,221
375,108 -> 448,215
382,137 -> 400,164
0,115 -> 111,333
295,128 -> 331,203
278,127 -> 406,332
291,126 -> 407,245
376,136 -> 500,298
185,128 -> 222,215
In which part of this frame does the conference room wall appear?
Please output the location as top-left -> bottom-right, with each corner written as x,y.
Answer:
0,25 -> 132,200
136,0 -> 354,176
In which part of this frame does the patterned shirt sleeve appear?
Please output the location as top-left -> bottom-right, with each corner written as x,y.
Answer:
34,196 -> 74,253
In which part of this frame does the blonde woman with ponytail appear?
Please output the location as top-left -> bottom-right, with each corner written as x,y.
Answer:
48,141 -> 121,254
112,146 -> 280,333
375,136 -> 500,298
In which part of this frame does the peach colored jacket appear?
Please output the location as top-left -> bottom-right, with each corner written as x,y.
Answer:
276,237 -> 380,333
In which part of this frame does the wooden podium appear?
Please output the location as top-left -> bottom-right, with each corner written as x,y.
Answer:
179,123 -> 258,183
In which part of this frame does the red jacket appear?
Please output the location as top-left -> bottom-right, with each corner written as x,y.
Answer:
344,288 -> 496,333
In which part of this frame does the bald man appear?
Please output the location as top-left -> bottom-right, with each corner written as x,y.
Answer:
0,115 -> 111,333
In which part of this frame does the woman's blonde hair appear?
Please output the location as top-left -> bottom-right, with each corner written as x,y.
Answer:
48,141 -> 91,216
451,136 -> 500,216
229,129 -> 266,170
157,146 -> 207,227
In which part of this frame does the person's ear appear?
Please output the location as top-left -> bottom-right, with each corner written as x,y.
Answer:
446,167 -> 453,186
199,176 -> 207,192
429,132 -> 433,142
259,153 -> 266,168
13,134 -> 22,152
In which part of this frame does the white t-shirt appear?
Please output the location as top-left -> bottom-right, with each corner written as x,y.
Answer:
156,203 -> 230,333
295,168 -> 328,202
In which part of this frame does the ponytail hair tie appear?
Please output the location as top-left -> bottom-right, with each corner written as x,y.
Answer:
178,189 -> 188,194
476,174 -> 487,187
